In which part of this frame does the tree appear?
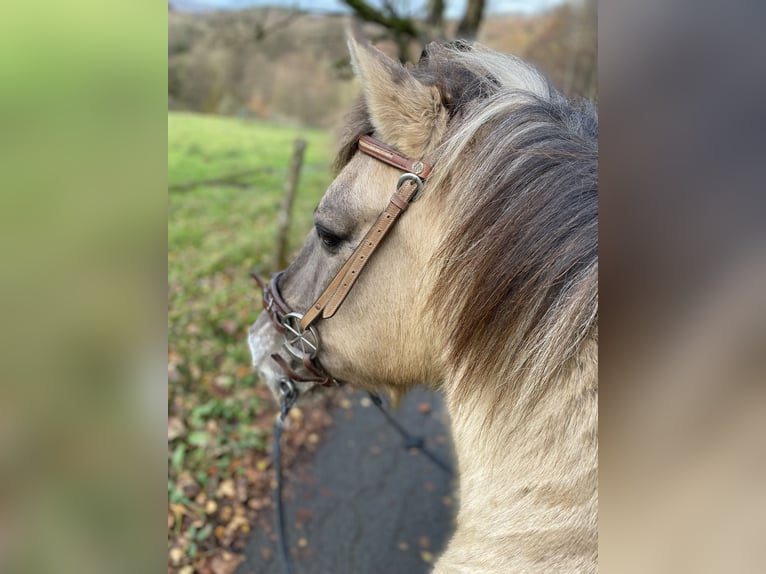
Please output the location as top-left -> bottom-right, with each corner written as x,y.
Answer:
341,0 -> 487,61
456,0 -> 486,40
523,0 -> 597,99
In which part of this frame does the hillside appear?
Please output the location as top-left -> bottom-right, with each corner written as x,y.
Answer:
168,4 -> 596,126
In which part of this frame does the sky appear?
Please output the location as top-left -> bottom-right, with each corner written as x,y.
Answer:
170,0 -> 568,17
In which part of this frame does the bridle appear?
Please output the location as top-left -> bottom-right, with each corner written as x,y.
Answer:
252,134 -> 433,390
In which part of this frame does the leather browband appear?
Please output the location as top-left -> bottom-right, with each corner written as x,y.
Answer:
358,135 -> 433,180
297,136 -> 432,330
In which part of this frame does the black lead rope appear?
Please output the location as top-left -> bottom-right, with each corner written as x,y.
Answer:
274,380 -> 298,574
272,385 -> 453,574
367,392 -> 454,477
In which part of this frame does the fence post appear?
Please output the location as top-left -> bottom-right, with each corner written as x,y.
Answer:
272,138 -> 307,271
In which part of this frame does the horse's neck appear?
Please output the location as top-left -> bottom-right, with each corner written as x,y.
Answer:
438,339 -> 598,573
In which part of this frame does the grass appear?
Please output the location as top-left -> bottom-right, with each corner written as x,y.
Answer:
167,112 -> 333,569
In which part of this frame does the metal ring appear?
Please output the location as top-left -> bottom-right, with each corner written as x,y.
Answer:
281,312 -> 321,360
278,378 -> 298,417
397,173 -> 423,202
279,378 -> 297,399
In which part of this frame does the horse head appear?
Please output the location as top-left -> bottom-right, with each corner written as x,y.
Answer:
249,31 -> 599,573
250,33 -> 597,417
249,36 -> 459,402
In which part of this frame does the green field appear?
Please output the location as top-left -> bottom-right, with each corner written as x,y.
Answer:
168,112 -> 332,559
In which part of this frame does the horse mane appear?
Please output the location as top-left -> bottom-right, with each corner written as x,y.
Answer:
335,43 -> 598,414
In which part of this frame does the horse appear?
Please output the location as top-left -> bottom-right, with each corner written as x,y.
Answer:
249,34 -> 598,573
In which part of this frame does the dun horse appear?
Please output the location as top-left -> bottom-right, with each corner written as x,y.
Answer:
249,35 -> 597,573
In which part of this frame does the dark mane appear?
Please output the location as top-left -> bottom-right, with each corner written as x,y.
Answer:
435,93 -> 597,403
335,44 -> 598,406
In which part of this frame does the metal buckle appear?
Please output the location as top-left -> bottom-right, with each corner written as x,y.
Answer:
397,173 -> 423,202
278,378 -> 298,419
281,312 -> 320,360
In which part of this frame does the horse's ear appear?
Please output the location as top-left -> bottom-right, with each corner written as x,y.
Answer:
347,30 -> 447,157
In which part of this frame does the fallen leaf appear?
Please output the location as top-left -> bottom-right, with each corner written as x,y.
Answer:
419,536 -> 430,548
219,505 -> 233,522
209,551 -> 244,574
187,431 -> 210,448
295,508 -> 312,522
298,537 -> 308,548
168,417 -> 186,441
398,541 -> 409,551
220,320 -> 238,335
224,515 -> 248,537
244,467 -> 262,483
216,479 -> 236,499
214,374 -> 233,389
169,547 -> 184,565
197,523 -> 214,541
187,324 -> 201,336
237,477 -> 250,500
420,551 -> 434,563
170,503 -> 189,519
417,402 -> 432,415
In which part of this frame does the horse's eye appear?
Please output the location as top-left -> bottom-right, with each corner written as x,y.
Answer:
315,224 -> 342,250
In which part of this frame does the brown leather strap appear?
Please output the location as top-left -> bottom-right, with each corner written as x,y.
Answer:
267,273 -> 291,315
358,135 -> 432,180
270,353 -> 335,387
299,178 -> 419,330
296,136 -> 431,331
252,271 -> 290,333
